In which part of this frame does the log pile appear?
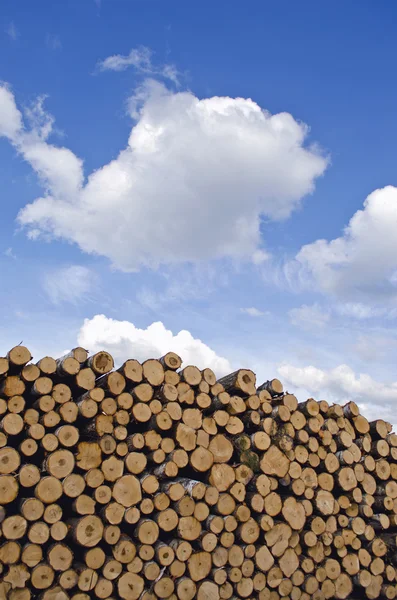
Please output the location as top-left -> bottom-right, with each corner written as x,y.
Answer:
0,345 -> 397,599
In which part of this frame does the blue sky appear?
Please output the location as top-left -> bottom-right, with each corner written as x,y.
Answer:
2,0 -> 397,425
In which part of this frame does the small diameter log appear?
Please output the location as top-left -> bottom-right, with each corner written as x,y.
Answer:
158,352 -> 182,371
21,363 -> 40,383
63,347 -> 88,364
257,378 -> 283,396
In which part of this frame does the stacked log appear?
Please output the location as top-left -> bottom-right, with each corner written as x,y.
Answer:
0,345 -> 397,599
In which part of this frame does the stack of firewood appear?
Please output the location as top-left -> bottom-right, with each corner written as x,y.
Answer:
0,345 -> 397,600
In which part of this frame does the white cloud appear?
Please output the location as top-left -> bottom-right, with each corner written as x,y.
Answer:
240,307 -> 266,317
97,46 -> 179,85
278,362 -> 397,426
24,95 -> 55,140
43,265 -> 96,305
334,302 -> 384,320
252,249 -> 270,265
289,303 -> 329,330
78,314 -> 232,376
0,85 -> 23,139
290,186 -> 397,302
6,22 -> 18,41
1,81 -> 327,271
0,87 -> 82,209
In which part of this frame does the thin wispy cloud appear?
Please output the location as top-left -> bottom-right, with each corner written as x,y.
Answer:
97,46 -> 180,85
4,247 -> 17,260
240,307 -> 266,317
46,34 -> 62,50
289,303 -> 330,331
6,21 -> 18,41
43,265 -> 97,305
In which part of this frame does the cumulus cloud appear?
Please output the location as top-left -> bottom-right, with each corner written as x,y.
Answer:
278,362 -> 397,426
97,46 -> 179,85
78,314 -> 232,376
278,362 -> 397,401
289,303 -> 330,330
290,186 -> 397,302
43,265 -> 97,305
0,81 -> 327,271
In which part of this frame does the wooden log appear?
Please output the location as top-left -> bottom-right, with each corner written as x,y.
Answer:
260,445 -> 290,477
86,351 -> 114,376
0,356 -> 9,378
8,346 -> 32,368
55,355 -> 80,378
158,352 -> 182,371
0,376 -> 25,397
180,366 -> 202,387
5,345 -> 397,598
257,378 -> 283,396
218,370 -> 256,396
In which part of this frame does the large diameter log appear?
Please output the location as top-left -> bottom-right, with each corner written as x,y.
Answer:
86,352 -> 114,375
117,573 -> 144,599
7,346 -> 32,367
56,356 -> 80,377
260,446 -> 290,478
217,369 -> 256,396
70,516 -> 104,547
142,359 -> 165,386
0,376 -> 25,397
